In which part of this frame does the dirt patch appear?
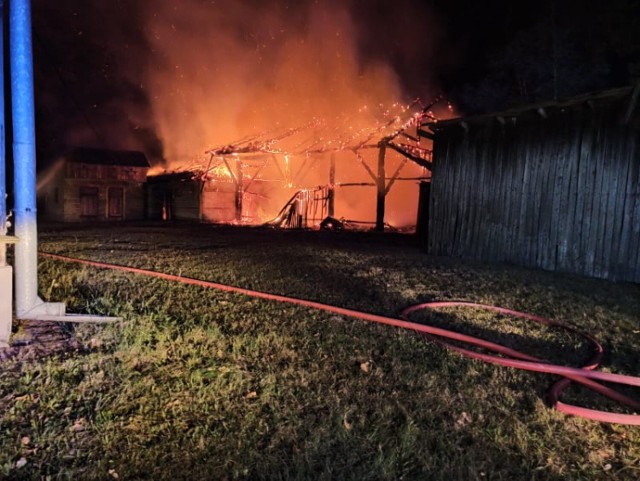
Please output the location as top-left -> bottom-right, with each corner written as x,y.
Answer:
0,321 -> 80,362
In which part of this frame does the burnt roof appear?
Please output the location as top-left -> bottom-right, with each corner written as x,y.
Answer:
147,171 -> 198,182
64,147 -> 150,167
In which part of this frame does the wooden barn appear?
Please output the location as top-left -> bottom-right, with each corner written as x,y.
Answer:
419,85 -> 640,282
37,147 -> 150,222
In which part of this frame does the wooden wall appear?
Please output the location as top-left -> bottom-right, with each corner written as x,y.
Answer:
39,161 -> 148,222
427,99 -> 640,282
201,182 -> 236,223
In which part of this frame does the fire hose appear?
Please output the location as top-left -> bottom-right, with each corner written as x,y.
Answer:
40,252 -> 640,425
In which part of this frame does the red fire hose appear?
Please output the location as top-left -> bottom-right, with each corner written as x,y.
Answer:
40,252 -> 640,425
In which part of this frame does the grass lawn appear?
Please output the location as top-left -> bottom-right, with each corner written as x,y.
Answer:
1,222 -> 639,480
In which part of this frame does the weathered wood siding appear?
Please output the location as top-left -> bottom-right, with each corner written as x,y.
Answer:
168,180 -> 202,221
201,181 -> 236,223
428,101 -> 640,282
60,179 -> 146,221
39,162 -> 148,222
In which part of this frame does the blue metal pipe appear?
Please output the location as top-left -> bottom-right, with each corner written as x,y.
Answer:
0,0 -> 6,236
10,0 -> 35,219
10,0 -> 41,314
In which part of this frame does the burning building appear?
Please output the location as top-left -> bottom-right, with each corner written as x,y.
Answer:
147,100 -> 437,229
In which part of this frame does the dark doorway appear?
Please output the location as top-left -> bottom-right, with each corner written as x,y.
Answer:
80,187 -> 99,218
108,187 -> 124,219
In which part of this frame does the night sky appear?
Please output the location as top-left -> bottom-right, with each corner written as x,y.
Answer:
23,0 -> 640,166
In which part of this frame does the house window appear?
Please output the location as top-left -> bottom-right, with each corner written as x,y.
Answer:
80,187 -> 99,218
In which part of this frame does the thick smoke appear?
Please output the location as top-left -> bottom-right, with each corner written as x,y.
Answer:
143,0 -> 402,164
141,0 -> 434,226
32,0 -> 164,162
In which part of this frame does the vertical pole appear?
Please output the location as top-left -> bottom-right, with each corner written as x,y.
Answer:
375,143 -> 386,232
0,0 -> 6,245
0,0 -> 12,346
328,153 -> 335,217
234,156 -> 243,222
10,0 -> 64,319
416,181 -> 431,250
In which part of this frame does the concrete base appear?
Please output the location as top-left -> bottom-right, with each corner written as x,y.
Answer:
0,265 -> 12,347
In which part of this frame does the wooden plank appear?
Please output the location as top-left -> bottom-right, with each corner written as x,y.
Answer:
534,118 -> 553,270
589,113 -> 609,279
432,131 -> 453,254
599,125 -> 620,280
530,120 -> 547,269
512,123 -> 530,266
581,112 -> 601,277
433,131 -> 451,255
546,114 -> 567,271
570,109 -> 592,274
556,110 -> 580,273
611,130 -> 636,280
328,153 -> 336,217
480,126 -> 497,261
457,128 -> 475,258
518,122 -> 536,268
490,124 -> 507,262
375,144 -> 387,231
235,157 -> 243,221
605,127 -> 630,279
505,123 -> 523,263
630,156 -> 640,282
440,132 -> 455,254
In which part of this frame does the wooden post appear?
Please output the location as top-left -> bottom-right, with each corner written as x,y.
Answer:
328,153 -> 336,217
375,143 -> 386,231
416,181 -> 431,249
235,157 -> 243,221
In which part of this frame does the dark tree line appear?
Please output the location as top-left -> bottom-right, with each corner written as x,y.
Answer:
445,0 -> 640,114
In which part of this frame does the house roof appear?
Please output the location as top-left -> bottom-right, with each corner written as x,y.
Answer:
64,147 -> 150,167
425,84 -> 640,132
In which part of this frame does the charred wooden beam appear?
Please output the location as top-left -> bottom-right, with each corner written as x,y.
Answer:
417,129 -> 435,140
337,182 -> 376,187
243,158 -> 267,192
384,156 -> 409,195
235,157 -> 243,221
353,149 -> 378,182
328,153 -> 336,217
386,142 -> 432,170
399,131 -> 420,143
376,143 -> 387,232
222,157 -> 238,185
